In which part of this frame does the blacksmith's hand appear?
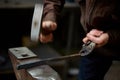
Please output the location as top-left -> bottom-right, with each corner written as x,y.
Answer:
83,29 -> 109,48
40,21 -> 57,43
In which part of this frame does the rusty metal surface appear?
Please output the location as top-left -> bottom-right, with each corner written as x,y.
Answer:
9,47 -> 62,80
9,47 -> 37,59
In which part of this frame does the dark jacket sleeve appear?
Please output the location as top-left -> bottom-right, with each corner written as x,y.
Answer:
107,17 -> 120,47
103,17 -> 120,56
43,0 -> 65,22
106,4 -> 120,47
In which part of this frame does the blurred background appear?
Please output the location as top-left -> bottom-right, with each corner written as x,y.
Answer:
0,0 -> 120,80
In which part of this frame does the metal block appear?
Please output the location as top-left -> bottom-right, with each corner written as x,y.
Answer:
9,47 -> 37,59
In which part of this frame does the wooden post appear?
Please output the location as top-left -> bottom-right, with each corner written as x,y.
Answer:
8,47 -> 61,80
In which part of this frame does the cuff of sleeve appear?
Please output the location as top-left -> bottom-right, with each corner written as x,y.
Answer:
106,30 -> 119,46
107,30 -> 112,44
43,12 -> 57,22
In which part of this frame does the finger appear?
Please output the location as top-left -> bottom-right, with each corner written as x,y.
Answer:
89,29 -> 103,37
40,34 -> 53,43
98,33 -> 109,45
87,33 -> 101,43
42,21 -> 57,31
42,21 -> 51,28
40,33 -> 53,43
83,37 -> 89,43
87,33 -> 108,46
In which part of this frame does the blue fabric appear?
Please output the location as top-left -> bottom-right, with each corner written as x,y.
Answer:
78,53 -> 112,80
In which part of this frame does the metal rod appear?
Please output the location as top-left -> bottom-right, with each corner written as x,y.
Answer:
17,53 -> 81,70
17,41 -> 95,70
